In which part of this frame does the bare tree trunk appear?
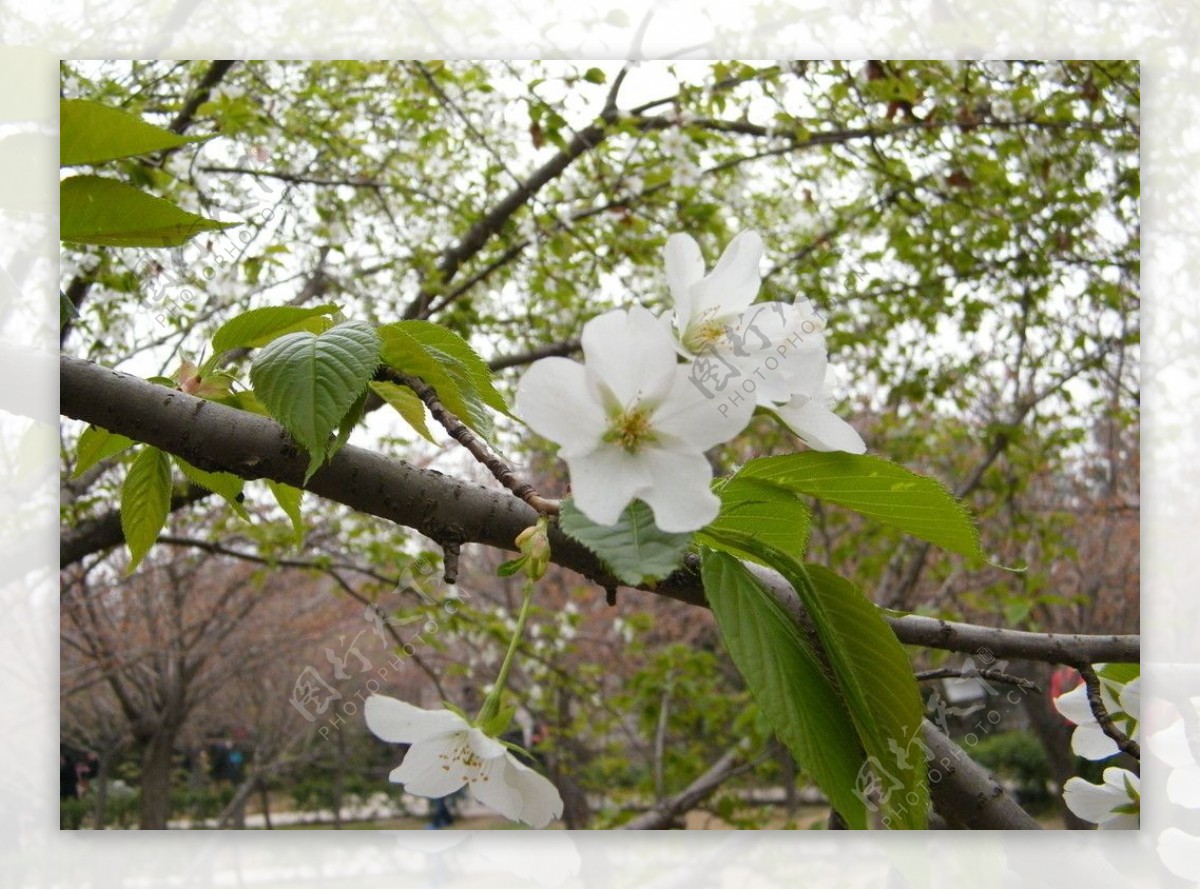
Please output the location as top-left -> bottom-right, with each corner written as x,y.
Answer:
332,730 -> 345,828
92,753 -> 112,829
258,779 -> 273,829
139,734 -> 176,829
780,747 -> 798,817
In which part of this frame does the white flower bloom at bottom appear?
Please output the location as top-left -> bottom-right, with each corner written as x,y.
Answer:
365,695 -> 563,829
1063,767 -> 1140,829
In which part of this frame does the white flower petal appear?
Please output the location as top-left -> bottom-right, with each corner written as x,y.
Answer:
515,357 -> 607,454
1062,768 -> 1138,827
1119,677 -> 1140,724
565,445 -> 651,526
665,233 -> 704,332
1072,720 -> 1121,760
1052,682 -> 1094,725
468,753 -> 525,823
637,449 -> 722,532
767,338 -> 827,403
393,736 -> 474,797
688,230 -> 763,322
656,363 -> 755,448
580,306 -> 677,408
365,695 -> 469,744
719,302 -> 825,405
773,397 -> 866,453
507,758 -> 565,828
465,726 -> 508,760
368,700 -> 564,829
1098,811 -> 1140,830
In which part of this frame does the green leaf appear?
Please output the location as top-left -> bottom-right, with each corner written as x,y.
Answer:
1097,663 -> 1140,686
210,304 -> 340,354
480,704 -> 517,738
736,452 -> 985,563
696,476 -> 811,563
496,556 -> 528,577
368,380 -> 437,443
558,498 -> 691,585
700,549 -> 868,829
60,98 -> 212,166
331,386 -> 369,457
73,424 -> 134,478
378,321 -> 511,439
174,456 -> 249,520
797,563 -> 928,829
60,175 -> 237,248
249,320 -> 382,481
119,446 -> 172,573
266,479 -> 305,546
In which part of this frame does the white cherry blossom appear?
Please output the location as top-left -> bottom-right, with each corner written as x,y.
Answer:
365,695 -> 562,829
516,305 -> 753,532
663,230 -> 864,453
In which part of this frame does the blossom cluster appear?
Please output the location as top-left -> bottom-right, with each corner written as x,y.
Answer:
1053,667 -> 1140,829
516,230 -> 865,533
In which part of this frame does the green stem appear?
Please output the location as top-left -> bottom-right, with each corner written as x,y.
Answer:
476,578 -> 535,727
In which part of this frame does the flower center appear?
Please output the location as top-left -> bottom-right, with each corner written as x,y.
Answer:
683,313 -> 727,354
441,732 -> 486,783
604,405 -> 658,454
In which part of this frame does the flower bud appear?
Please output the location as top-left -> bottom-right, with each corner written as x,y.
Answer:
515,518 -> 551,580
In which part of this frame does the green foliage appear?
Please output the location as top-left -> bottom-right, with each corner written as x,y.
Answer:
60,98 -> 211,166
60,795 -> 89,830
736,452 -> 986,564
174,456 -> 249,520
73,424 -> 134,478
697,476 -> 812,564
701,549 -> 870,828
703,541 -> 929,829
59,92 -> 233,251
60,175 -> 237,248
367,381 -> 437,444
558,498 -> 692,585
119,446 -> 172,572
249,320 -> 382,481
378,321 -> 511,440
210,304 -> 339,355
266,480 -> 305,546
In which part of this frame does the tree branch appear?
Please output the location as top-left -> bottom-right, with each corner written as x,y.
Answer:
385,368 -> 558,515
619,746 -> 745,830
1076,663 -> 1140,759
60,354 -> 1140,670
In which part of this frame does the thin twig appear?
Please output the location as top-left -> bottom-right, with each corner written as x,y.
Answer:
1076,663 -> 1140,760
915,667 -> 1041,692
385,368 -> 560,516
